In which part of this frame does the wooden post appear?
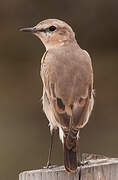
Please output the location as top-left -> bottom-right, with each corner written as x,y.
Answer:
19,154 -> 118,180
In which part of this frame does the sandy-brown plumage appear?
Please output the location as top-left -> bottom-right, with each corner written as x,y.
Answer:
41,42 -> 94,172
20,19 -> 94,172
41,43 -> 93,127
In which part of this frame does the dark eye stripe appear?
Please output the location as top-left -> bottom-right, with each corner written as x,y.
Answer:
39,28 -> 47,33
38,26 -> 56,33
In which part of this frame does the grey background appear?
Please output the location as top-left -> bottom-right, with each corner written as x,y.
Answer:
0,0 -> 118,179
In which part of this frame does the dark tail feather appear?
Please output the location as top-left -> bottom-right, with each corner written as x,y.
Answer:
64,135 -> 78,172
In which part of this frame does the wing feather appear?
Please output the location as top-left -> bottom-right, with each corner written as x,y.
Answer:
41,46 -> 93,129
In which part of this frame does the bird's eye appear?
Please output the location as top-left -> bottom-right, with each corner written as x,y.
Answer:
49,26 -> 56,32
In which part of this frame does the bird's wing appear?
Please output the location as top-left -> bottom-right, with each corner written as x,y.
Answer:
41,48 -> 93,129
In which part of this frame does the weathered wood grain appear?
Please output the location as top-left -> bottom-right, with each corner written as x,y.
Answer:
19,154 -> 118,180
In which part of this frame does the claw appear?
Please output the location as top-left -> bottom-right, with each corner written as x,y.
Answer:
78,161 -> 89,167
43,163 -> 57,169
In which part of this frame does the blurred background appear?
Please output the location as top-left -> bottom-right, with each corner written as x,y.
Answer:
0,0 -> 118,179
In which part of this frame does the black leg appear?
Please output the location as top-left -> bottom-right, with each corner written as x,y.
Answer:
77,137 -> 89,167
77,136 -> 81,166
46,129 -> 55,168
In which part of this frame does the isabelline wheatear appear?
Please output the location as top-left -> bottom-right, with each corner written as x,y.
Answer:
20,19 -> 94,172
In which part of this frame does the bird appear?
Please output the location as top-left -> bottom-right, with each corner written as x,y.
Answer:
20,19 -> 94,173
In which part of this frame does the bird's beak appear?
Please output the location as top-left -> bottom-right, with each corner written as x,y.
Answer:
19,27 -> 37,33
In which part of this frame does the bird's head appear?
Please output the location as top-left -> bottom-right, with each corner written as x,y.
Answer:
20,19 -> 76,50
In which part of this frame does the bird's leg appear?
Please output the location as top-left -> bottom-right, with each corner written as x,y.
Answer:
46,129 -> 55,168
77,137 -> 88,167
77,136 -> 81,166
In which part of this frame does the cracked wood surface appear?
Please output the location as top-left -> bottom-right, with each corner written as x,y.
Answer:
19,154 -> 118,180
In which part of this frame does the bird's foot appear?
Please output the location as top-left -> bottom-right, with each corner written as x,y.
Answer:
43,162 -> 57,169
78,161 -> 89,167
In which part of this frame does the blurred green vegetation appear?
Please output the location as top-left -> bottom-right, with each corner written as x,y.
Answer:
0,0 -> 118,180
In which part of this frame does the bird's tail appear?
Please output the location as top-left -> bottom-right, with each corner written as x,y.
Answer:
63,128 -> 78,172
63,98 -> 90,172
